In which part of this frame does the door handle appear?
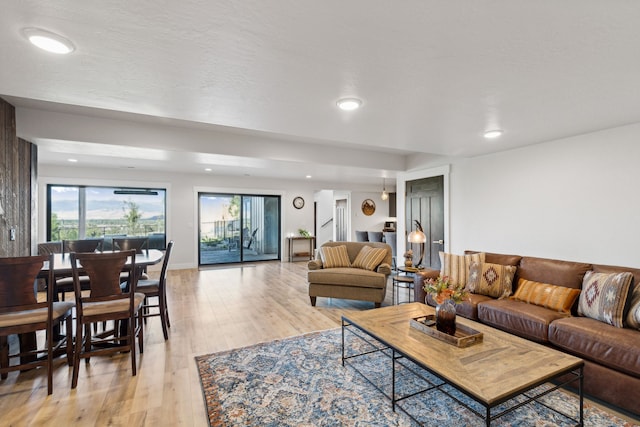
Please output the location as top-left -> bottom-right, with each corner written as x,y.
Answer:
433,240 -> 444,244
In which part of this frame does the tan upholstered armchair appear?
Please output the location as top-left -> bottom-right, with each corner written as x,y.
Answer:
307,241 -> 392,307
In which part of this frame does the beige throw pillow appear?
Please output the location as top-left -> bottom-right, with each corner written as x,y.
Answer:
351,245 -> 387,271
578,271 -> 633,328
439,252 -> 485,287
320,245 -> 351,268
467,262 -> 517,299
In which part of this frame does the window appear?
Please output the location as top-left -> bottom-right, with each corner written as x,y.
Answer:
47,185 -> 166,249
199,193 -> 280,265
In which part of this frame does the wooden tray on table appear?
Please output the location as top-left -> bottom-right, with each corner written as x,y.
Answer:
410,315 -> 483,348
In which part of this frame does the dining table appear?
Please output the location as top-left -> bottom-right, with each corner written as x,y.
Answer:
40,249 -> 165,279
18,249 -> 166,363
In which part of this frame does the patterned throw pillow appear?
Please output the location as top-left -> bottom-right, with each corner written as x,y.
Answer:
439,252 -> 485,287
626,285 -> 640,330
578,271 -> 633,328
351,245 -> 387,271
512,279 -> 581,314
467,262 -> 517,299
320,245 -> 351,268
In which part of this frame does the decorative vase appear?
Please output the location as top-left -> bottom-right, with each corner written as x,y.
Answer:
435,299 -> 457,335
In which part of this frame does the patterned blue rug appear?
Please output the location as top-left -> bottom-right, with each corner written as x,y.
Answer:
196,328 -> 636,426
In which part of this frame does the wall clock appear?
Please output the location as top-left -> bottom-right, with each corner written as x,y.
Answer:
293,196 -> 305,209
361,199 -> 376,216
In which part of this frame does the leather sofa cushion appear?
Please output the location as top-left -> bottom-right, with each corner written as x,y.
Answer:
477,299 -> 569,343
549,317 -> 640,378
307,268 -> 386,289
465,251 -> 522,267
442,293 -> 493,321
518,256 -> 591,289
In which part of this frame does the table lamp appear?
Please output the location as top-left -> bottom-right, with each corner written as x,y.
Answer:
407,220 -> 426,268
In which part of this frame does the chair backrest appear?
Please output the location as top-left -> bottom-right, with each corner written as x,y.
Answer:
71,250 -> 135,299
355,231 -> 369,242
383,232 -> 397,258
38,242 -> 62,255
113,237 -> 149,254
63,238 -> 104,255
367,231 -> 384,242
0,255 -> 51,310
159,240 -> 174,286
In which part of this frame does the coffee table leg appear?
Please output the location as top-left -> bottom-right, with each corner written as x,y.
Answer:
579,366 -> 584,426
391,349 -> 396,411
341,320 -> 345,367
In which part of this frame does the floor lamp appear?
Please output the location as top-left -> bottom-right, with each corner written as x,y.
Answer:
407,220 -> 427,268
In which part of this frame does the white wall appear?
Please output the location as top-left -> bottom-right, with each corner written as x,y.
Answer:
350,191 -> 390,240
39,166 -> 321,269
313,190 -> 334,246
404,122 -> 640,268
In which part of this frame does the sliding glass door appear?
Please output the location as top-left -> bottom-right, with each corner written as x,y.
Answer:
199,193 -> 280,265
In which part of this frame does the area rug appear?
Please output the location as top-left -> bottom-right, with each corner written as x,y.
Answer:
196,328 -> 636,426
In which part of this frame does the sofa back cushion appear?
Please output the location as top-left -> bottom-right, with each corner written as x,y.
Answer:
578,271 -> 633,328
518,256 -> 591,289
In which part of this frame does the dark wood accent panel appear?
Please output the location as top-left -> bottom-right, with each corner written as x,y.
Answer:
0,97 -> 34,257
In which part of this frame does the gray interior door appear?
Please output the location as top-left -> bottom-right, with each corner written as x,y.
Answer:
406,176 -> 444,269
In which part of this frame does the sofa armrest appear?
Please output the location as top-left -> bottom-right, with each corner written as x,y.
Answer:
377,263 -> 392,276
308,259 -> 323,270
414,268 -> 441,303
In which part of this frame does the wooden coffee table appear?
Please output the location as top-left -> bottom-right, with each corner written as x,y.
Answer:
341,303 -> 584,426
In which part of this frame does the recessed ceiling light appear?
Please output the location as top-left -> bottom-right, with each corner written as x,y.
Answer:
22,28 -> 75,54
336,98 -> 362,111
204,168 -> 212,172
484,129 -> 504,139
306,175 -> 312,179
67,158 -> 78,163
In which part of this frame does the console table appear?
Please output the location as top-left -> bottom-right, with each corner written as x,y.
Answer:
287,236 -> 315,262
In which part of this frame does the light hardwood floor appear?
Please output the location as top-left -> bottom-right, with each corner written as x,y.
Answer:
0,261 -> 383,426
0,261 -> 637,426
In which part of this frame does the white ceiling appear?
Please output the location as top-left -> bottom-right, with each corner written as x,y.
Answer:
2,1 -> 640,184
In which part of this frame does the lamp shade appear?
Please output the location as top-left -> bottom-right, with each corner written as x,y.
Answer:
407,230 -> 426,243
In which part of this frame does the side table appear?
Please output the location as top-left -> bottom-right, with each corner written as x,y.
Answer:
287,236 -> 316,262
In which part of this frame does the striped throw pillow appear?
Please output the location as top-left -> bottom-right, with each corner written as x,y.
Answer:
439,252 -> 485,287
352,245 -> 387,271
578,271 -> 633,328
320,245 -> 351,268
512,279 -> 581,314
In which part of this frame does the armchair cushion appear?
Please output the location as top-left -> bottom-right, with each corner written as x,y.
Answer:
320,245 -> 351,268
352,245 -> 387,271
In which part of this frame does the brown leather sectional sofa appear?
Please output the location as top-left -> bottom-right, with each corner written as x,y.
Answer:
413,251 -> 640,417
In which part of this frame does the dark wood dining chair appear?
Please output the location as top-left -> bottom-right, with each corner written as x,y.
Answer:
136,241 -> 174,340
62,238 -> 104,255
0,255 -> 74,394
70,250 -> 145,389
57,238 -> 104,301
112,237 -> 149,254
113,237 -> 150,282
